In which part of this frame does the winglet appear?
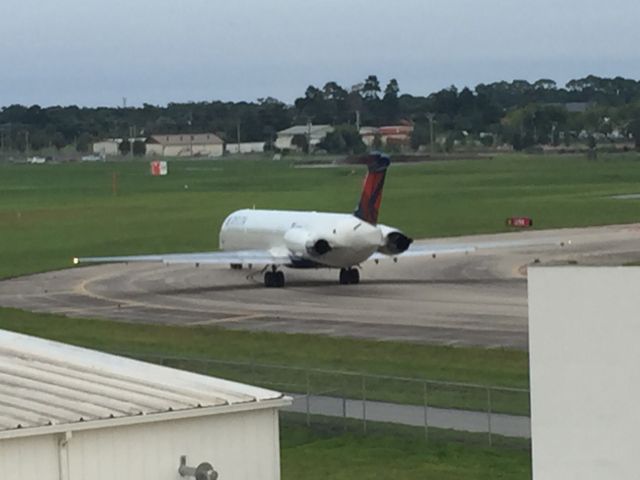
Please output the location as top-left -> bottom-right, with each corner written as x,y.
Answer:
354,152 -> 390,225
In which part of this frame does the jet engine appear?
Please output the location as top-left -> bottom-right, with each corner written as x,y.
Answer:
284,228 -> 332,257
377,225 -> 413,255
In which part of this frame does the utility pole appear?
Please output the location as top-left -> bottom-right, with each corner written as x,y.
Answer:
236,120 -> 241,154
24,130 -> 30,156
306,118 -> 312,155
129,126 -> 135,157
355,110 -> 361,131
427,113 -> 435,155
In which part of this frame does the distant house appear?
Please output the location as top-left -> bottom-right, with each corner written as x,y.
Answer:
275,125 -> 333,151
146,133 -> 224,157
225,141 -> 265,154
92,138 -> 121,156
379,125 -> 413,147
359,127 -> 380,147
92,137 -> 145,156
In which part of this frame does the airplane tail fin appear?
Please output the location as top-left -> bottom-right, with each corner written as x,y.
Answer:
354,152 -> 390,225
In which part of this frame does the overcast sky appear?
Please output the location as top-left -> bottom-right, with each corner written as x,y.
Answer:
2,0 -> 639,107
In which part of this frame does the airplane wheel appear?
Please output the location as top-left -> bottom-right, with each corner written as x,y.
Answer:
349,268 -> 360,284
230,263 -> 243,270
265,271 -> 285,288
339,268 -> 349,285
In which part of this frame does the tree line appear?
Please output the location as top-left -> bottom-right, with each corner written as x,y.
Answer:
1,74 -> 640,154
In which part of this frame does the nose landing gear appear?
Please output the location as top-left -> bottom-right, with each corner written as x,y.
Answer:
339,268 -> 360,285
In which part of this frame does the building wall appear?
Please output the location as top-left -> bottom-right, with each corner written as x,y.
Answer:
528,267 -> 640,480
146,143 -> 224,157
226,142 -> 265,154
0,408 -> 281,480
0,434 -> 60,480
92,141 -> 120,156
145,143 -> 163,156
275,135 -> 295,150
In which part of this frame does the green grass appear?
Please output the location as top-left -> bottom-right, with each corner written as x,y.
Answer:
0,308 -> 529,414
2,153 -> 640,279
281,418 -> 531,480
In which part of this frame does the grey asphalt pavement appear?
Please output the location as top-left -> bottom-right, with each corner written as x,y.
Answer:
1,224 -> 639,349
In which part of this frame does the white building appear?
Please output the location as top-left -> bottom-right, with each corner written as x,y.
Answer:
0,329 -> 290,480
225,141 -> 265,154
275,125 -> 333,151
92,138 -> 146,156
92,138 -> 121,156
359,127 -> 380,147
528,267 -> 640,480
146,133 -> 224,157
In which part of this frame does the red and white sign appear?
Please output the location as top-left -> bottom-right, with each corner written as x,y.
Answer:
150,161 -> 168,176
506,216 -> 533,228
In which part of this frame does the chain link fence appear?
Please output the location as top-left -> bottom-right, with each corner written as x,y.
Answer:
123,353 -> 530,448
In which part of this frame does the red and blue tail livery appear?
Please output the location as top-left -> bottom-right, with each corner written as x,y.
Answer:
354,152 -> 390,225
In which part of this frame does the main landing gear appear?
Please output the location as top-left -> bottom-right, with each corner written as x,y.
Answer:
264,267 -> 285,288
339,268 -> 360,285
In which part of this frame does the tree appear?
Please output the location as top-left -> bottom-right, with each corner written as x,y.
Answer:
382,79 -> 400,122
132,140 -> 146,156
317,125 -> 365,154
362,75 -> 381,100
76,132 -> 91,152
291,134 -> 308,153
410,123 -> 429,150
118,139 -> 130,155
629,118 -> 640,149
52,132 -> 66,150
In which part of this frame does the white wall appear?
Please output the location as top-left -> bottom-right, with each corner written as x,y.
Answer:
0,408 -> 281,480
92,141 -> 119,155
226,142 -> 265,154
0,435 -> 60,480
528,267 -> 640,480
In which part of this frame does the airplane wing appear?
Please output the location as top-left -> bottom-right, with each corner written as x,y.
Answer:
74,249 -> 292,266
369,236 -> 571,261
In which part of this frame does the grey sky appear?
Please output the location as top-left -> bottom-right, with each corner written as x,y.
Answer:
2,0 -> 639,107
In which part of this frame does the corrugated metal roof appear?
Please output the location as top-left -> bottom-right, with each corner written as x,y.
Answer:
277,125 -> 333,136
0,330 -> 285,435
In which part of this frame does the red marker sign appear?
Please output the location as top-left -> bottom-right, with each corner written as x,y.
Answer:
506,217 -> 533,228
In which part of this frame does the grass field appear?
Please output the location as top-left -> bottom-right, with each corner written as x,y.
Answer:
11,153 -> 630,476
0,307 -> 529,414
281,420 -> 531,480
2,153 -> 640,279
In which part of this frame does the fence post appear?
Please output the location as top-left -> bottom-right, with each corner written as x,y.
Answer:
342,387 -> 347,432
250,359 -> 256,383
487,387 -> 493,447
305,370 -> 311,427
362,375 -> 367,434
423,381 -> 429,442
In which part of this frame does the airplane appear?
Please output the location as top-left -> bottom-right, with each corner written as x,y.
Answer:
74,152 -> 569,287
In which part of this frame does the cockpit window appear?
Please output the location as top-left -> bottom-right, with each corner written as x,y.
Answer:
226,215 -> 247,227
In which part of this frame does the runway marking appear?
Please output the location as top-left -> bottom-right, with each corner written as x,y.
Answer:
73,269 -> 258,320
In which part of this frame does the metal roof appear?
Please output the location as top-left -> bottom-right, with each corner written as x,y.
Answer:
277,125 -> 333,136
0,330 -> 287,438
147,133 -> 223,146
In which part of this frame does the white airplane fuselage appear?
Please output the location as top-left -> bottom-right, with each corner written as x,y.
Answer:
219,209 -> 385,268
